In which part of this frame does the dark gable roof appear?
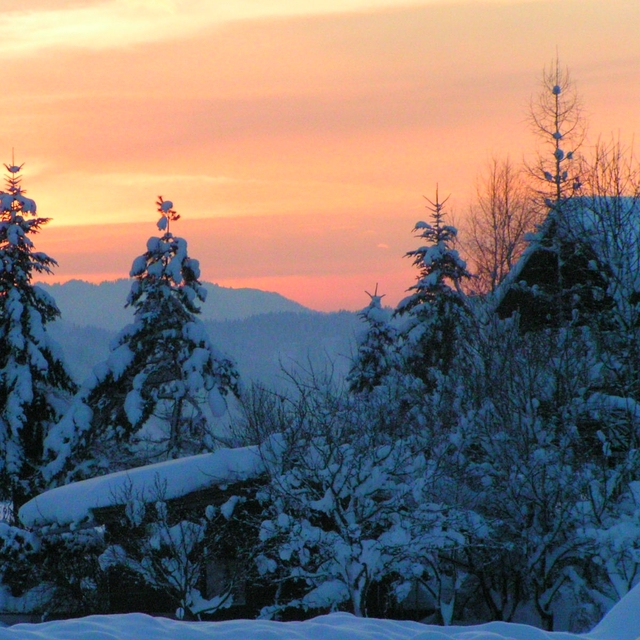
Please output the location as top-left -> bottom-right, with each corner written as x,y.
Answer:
494,196 -> 640,330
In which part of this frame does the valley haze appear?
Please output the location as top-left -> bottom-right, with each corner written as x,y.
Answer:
43,279 -> 360,389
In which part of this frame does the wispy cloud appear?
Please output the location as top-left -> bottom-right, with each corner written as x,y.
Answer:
1,1 -> 188,56
0,0 -> 535,57
86,171 -> 261,187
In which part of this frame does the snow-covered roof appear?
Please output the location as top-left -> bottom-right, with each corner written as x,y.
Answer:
19,443 -> 269,529
493,195 -> 640,310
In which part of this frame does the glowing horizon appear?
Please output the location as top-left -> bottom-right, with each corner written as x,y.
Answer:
5,0 -> 640,311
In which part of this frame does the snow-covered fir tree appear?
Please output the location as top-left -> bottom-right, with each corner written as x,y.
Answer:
0,161 -> 76,513
45,198 -> 240,483
395,190 -> 472,386
347,286 -> 400,394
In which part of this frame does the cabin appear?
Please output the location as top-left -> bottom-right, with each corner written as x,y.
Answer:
16,438 -> 435,622
18,443 -> 275,619
492,195 -> 640,465
494,196 -> 640,332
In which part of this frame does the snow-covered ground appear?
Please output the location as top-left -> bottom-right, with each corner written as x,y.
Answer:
1,582 -> 638,640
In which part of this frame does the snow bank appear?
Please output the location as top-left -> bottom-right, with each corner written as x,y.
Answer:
19,444 -> 265,528
0,580 -> 639,639
0,608 -> 634,640
3,583 -> 639,638
590,579 -> 640,640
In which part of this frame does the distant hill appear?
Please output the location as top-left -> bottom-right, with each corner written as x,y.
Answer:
38,279 -> 310,331
203,311 -> 360,388
39,279 -> 359,389
47,311 -> 360,390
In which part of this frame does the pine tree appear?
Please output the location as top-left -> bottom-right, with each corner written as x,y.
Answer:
45,198 -> 240,483
395,190 -> 472,386
347,285 -> 400,394
0,161 -> 76,513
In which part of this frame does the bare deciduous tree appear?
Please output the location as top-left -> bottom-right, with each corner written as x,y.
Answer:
585,135 -> 640,201
527,58 -> 587,210
464,156 -> 539,294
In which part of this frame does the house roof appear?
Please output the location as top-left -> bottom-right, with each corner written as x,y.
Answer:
19,439 -> 281,529
493,195 -> 640,320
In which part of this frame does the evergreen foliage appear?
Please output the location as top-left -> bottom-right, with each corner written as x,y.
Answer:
347,286 -> 400,394
45,198 -> 240,484
0,162 -> 76,513
8,62 -> 640,635
395,190 -> 472,385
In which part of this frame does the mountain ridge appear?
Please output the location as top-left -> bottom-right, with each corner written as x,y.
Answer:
38,278 -> 311,331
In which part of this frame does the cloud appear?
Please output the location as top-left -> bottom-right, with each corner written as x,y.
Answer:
4,0 -> 98,9
0,1 -> 186,57
0,0 -> 538,57
85,172 -> 259,187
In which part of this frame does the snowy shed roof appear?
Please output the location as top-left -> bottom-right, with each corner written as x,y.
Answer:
19,443 -> 270,529
493,195 -> 640,328
510,196 -> 639,289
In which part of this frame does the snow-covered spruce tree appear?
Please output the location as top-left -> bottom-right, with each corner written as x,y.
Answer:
395,190 -> 472,388
0,162 -> 76,513
347,286 -> 401,394
45,198 -> 240,483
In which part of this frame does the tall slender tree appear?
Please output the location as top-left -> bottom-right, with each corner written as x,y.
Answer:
528,57 -> 586,210
509,58 -> 590,328
0,161 -> 76,514
45,198 -> 240,484
395,189 -> 472,386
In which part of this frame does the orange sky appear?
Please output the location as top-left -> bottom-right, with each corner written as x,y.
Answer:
3,0 -> 640,311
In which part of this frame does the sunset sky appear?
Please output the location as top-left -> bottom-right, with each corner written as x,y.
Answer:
3,0 -> 639,311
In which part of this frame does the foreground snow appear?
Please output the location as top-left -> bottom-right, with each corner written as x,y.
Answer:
0,614 -> 580,640
1,584 -> 639,640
